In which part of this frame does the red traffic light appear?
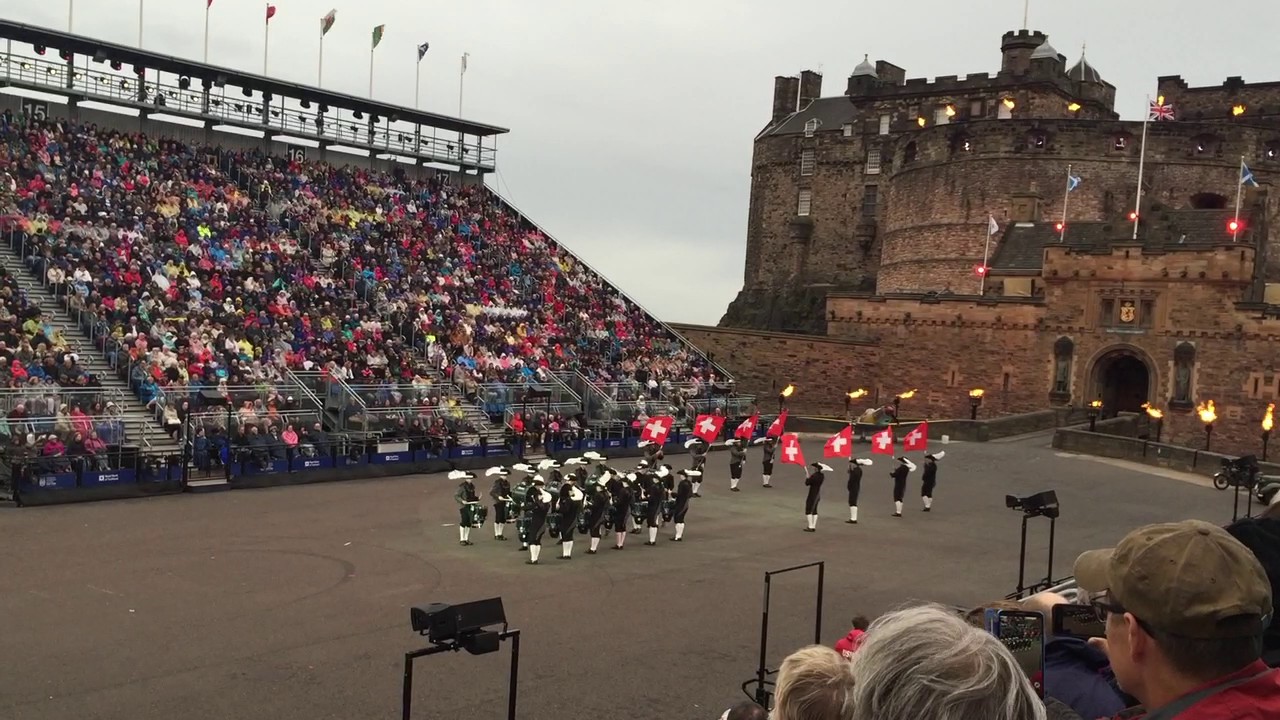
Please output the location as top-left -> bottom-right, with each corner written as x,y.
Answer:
974,265 -> 989,277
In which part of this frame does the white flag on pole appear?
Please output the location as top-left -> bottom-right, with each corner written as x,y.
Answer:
988,215 -> 999,235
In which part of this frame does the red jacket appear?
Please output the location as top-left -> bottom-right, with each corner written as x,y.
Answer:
834,629 -> 866,659
1121,661 -> 1279,720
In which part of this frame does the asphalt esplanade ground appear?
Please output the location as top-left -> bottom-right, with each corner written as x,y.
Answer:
0,432 -> 1241,720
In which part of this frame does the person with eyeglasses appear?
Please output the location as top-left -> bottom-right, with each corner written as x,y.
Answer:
1074,519 -> 1280,719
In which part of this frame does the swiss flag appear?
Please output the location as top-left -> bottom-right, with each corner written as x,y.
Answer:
640,415 -> 674,444
902,422 -> 929,452
780,433 -> 806,466
734,414 -> 759,440
692,414 -> 724,443
766,409 -> 789,438
824,425 -> 853,458
870,427 -> 896,455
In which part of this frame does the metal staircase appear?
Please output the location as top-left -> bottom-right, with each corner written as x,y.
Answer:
0,245 -> 179,455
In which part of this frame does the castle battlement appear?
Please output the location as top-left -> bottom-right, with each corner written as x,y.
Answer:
1043,244 -> 1256,284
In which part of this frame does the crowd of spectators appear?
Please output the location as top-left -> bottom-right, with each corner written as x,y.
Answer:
0,111 -> 723,452
730,508 -> 1280,720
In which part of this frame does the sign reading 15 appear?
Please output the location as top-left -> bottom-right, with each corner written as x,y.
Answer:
20,100 -> 49,121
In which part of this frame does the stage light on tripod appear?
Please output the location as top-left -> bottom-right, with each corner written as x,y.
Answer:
1005,490 -> 1059,518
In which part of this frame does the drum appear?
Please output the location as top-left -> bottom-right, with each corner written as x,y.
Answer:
511,482 -> 530,507
464,503 -> 488,528
661,499 -> 675,522
547,512 -> 563,539
516,515 -> 532,544
630,499 -> 649,523
501,498 -> 517,522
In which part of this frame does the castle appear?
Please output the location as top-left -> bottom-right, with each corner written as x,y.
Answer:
677,28 -> 1280,455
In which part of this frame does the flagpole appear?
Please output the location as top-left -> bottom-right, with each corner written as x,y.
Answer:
138,0 -> 144,47
1133,96 -> 1150,240
368,45 -> 374,98
981,215 -> 993,296
318,33 -> 324,86
263,4 -> 270,75
1233,155 -> 1244,241
414,54 -> 421,109
203,3 -> 210,63
68,0 -> 74,32
1059,163 -> 1071,243
458,54 -> 466,117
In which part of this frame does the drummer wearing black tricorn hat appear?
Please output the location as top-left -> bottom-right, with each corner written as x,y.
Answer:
523,476 -> 554,565
452,469 -> 481,546
486,466 -> 514,541
804,463 -> 832,532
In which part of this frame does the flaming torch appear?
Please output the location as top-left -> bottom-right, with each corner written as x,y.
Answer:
778,383 -> 796,413
1087,399 -> 1103,432
1263,403 -> 1275,461
893,389 -> 917,422
845,388 -> 868,420
1142,403 -> 1164,443
1197,400 -> 1217,451
969,388 -> 985,420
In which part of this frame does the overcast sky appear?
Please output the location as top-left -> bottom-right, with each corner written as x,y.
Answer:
2,0 -> 1277,325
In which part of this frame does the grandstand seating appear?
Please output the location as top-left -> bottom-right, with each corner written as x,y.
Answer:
0,110 -> 740,474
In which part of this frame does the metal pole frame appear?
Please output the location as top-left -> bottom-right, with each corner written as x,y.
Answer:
750,561 -> 825,708
401,628 -> 520,720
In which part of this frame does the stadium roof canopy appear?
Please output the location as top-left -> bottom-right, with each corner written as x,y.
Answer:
0,20 -> 507,171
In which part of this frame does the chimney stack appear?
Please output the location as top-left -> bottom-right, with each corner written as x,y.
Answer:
772,75 -> 801,122
798,70 -> 823,108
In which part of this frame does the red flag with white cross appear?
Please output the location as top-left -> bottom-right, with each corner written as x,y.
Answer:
824,425 -> 853,459
692,414 -> 724,443
640,415 -> 674,445
734,414 -> 759,440
902,421 -> 929,452
766,409 -> 789,438
780,433 -> 806,466
870,426 -> 895,455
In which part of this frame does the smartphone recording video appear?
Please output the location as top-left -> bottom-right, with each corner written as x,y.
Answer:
1052,603 -> 1107,639
996,610 -> 1045,698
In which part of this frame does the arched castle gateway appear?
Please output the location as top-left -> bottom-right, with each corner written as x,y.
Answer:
675,27 -> 1280,456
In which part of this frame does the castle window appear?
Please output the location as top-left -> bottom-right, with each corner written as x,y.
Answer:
804,118 -> 819,137
908,105 -> 919,120
970,99 -> 984,118
1027,130 -> 1047,150
879,114 -> 891,135
902,141 -> 917,165
800,149 -> 816,176
1100,298 -> 1116,326
842,123 -> 854,137
934,106 -> 951,125
997,101 -> 1013,120
1191,133 -> 1221,155
1266,143 -> 1279,160
865,146 -> 882,175
861,185 -> 878,218
797,189 -> 812,216
1113,136 -> 1128,152
1140,299 -> 1154,328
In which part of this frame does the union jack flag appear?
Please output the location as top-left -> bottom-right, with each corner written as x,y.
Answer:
1149,99 -> 1176,121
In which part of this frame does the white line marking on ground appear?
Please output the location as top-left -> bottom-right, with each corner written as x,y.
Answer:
87,585 -> 121,596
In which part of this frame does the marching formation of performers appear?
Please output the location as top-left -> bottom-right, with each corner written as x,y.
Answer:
456,453 -> 702,565
451,436 -> 950,556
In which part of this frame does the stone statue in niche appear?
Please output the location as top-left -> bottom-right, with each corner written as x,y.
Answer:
1052,337 -> 1073,396
1172,342 -> 1195,405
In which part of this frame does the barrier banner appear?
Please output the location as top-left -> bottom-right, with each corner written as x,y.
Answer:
26,472 -> 77,490
294,457 -> 335,472
140,465 -> 181,483
339,454 -> 368,468
485,445 -> 512,457
81,469 -> 137,488
603,438 -> 624,449
449,446 -> 480,459
242,459 -> 289,476
371,452 -> 413,465
583,438 -> 602,450
413,449 -> 439,462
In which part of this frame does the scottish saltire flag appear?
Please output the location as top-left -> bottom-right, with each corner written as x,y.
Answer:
1242,163 -> 1259,187
1067,173 -> 1082,192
